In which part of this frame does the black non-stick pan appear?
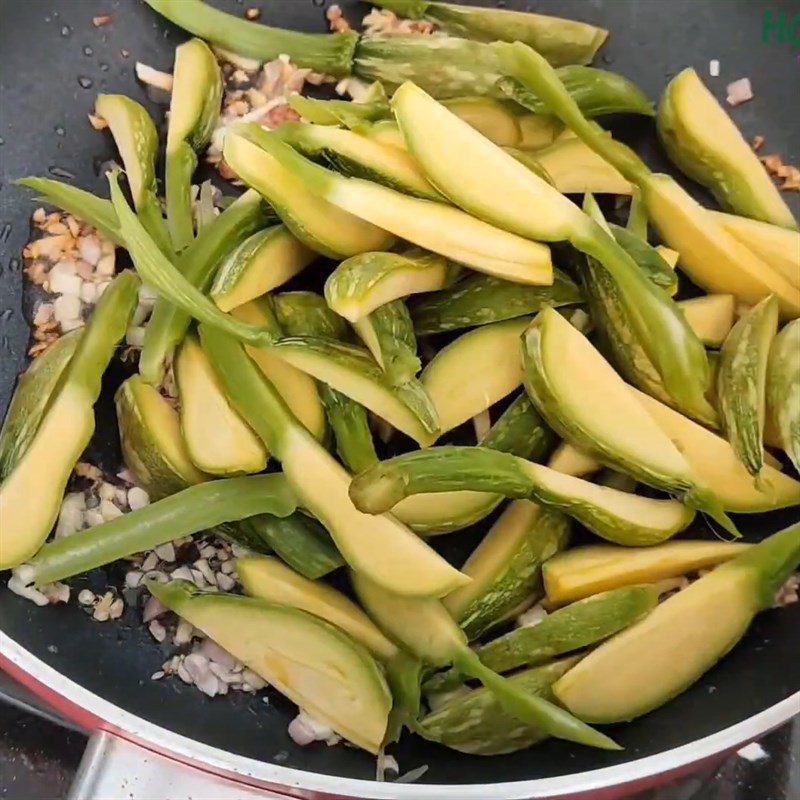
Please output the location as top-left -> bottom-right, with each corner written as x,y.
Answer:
0,1 -> 798,798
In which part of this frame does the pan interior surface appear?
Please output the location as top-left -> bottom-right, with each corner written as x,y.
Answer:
0,0 -> 798,788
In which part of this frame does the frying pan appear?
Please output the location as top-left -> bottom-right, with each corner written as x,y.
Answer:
0,1 -> 798,798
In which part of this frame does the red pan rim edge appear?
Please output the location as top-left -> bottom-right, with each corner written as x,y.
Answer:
2,631 -> 798,800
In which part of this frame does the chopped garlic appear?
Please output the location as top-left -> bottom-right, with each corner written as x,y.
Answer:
96,252 -> 116,277
79,282 -> 98,304
127,486 -> 150,510
100,499 -> 123,521
8,570 -> 49,606
83,508 -> 105,528
148,619 -> 167,642
98,482 -> 117,502
135,62 -> 174,92
48,271 -> 82,297
216,573 -> 236,591
154,542 -> 176,562
53,293 -> 82,324
516,603 -> 548,628
56,492 -> 86,537
173,618 -> 195,646
78,235 -> 102,266
78,589 -> 96,606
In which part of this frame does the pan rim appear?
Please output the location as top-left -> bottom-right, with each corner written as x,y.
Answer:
2,630 -> 798,799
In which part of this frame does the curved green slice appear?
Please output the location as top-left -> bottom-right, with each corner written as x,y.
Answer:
270,336 -> 439,446
427,584 -> 657,692
485,584 -> 659,674
443,501 -> 571,639
271,291 -> 348,341
229,125 -> 553,284
150,580 -> 391,753
277,122 -> 440,200
0,272 -> 139,569
766,320 -> 800,473
583,194 -> 715,426
658,68 -> 796,230
236,512 -> 344,580
554,523 -> 800,723
350,446 -> 695,546
532,137 -> 633,195
319,385 -> 378,475
175,334 -> 268,476
25,475 -> 296,586
232,299 -> 327,442
199,324 -> 467,598
143,0 -> 359,77
325,249 -> 454,323
115,375 -> 210,499
422,317 -> 531,437
410,269 -> 582,335
492,43 -> 799,320
353,300 -> 421,386
677,294 -> 736,348
633,387 -> 800,513
392,393 -> 556,534
352,572 -> 619,751
577,239 -> 715,426
289,90 -> 390,129
497,63 -> 654,117
543,540 -> 751,605
238,555 -> 398,661
210,225 -> 316,312
717,295 -> 779,477
444,97 -> 522,147
94,94 -> 170,254
165,38 -> 223,251
0,330 -> 81,480
418,658 -> 580,755
109,174 -> 278,350
581,222 -> 712,424
372,1 -> 607,66
523,308 -> 732,530
139,189 -> 274,386
709,212 -> 800,290
223,125 -> 394,259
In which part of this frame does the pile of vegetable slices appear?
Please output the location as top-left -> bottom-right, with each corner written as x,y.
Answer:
2,0 -> 799,762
